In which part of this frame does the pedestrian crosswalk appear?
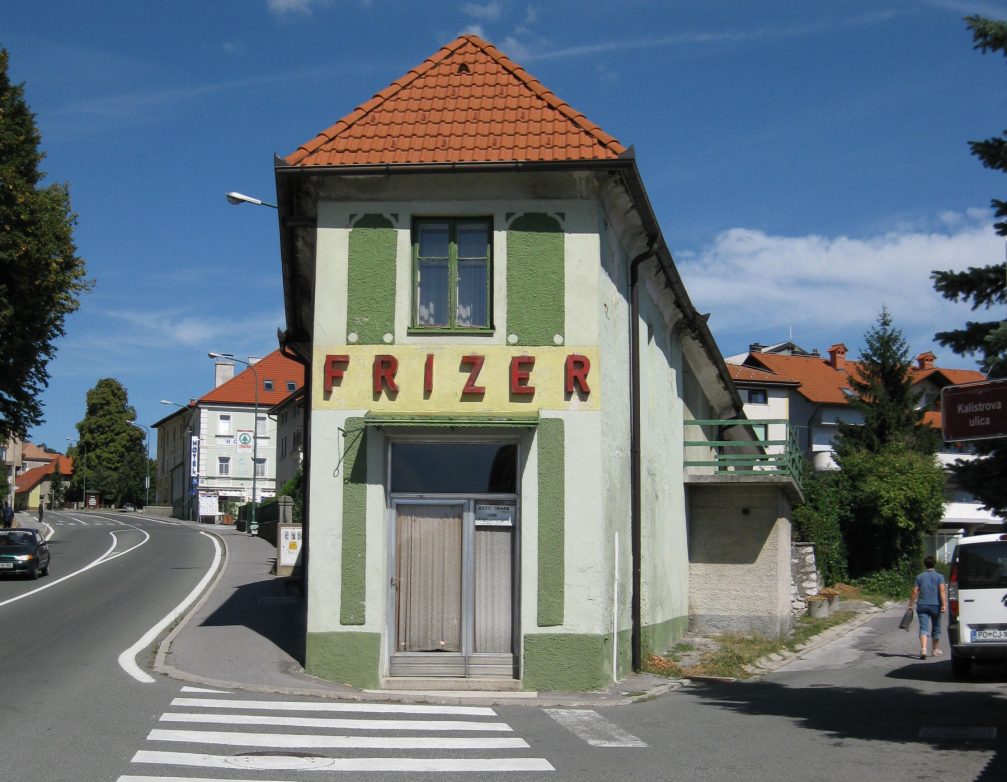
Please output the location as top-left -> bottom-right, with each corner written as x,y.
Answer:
116,687 -> 555,779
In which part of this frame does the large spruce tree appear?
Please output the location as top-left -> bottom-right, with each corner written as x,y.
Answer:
0,49 -> 91,440
931,16 -> 1007,516
836,309 -> 945,576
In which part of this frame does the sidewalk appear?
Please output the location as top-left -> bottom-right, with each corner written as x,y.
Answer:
155,522 -> 680,706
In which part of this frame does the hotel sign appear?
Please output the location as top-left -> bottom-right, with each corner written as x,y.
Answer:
941,378 -> 1007,442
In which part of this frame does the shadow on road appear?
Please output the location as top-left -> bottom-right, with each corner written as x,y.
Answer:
686,667 -> 1007,782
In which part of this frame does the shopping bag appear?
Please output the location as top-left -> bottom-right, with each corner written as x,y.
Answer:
898,607 -> 914,630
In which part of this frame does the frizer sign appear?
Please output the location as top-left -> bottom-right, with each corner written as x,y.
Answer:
941,378 -> 1007,442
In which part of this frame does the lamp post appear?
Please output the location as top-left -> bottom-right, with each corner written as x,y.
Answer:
128,421 -> 150,510
208,352 -> 259,535
66,437 -> 86,510
161,400 -> 196,521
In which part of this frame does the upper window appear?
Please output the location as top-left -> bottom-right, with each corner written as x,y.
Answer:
745,388 -> 768,405
217,414 -> 231,435
217,456 -> 230,477
264,380 -> 274,391
286,381 -> 296,392
413,218 -> 491,330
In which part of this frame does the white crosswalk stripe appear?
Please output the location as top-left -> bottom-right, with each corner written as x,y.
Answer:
118,688 -> 555,779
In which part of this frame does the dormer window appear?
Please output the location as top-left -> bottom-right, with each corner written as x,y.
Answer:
264,380 -> 273,391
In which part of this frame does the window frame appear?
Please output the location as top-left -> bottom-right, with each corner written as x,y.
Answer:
410,217 -> 493,333
217,456 -> 231,477
746,388 -> 768,405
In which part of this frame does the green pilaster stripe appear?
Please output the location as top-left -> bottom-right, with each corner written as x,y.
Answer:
523,633 -> 610,691
507,213 -> 564,346
340,418 -> 367,625
347,214 -> 396,344
306,631 -> 381,689
537,417 -> 564,626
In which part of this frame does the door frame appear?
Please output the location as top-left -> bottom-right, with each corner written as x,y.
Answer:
383,435 -> 522,678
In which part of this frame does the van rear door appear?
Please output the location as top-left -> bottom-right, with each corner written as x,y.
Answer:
957,542 -> 1007,643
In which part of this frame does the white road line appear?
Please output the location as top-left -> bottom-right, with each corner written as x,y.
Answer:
118,531 -> 222,684
544,709 -> 648,747
179,686 -> 230,694
171,696 -> 496,716
118,777 -> 296,782
160,712 -> 512,732
131,750 -> 554,772
147,728 -> 528,749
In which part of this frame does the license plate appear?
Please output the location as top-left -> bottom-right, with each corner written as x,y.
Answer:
972,628 -> 1007,642
0,562 -> 12,569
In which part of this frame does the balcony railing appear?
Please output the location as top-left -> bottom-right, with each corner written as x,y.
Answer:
684,419 -> 804,490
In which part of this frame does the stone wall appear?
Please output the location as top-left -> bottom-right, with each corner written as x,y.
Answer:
790,542 -> 820,614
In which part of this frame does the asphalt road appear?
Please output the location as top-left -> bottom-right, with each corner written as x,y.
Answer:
6,514 -> 1007,782
0,509 -> 217,782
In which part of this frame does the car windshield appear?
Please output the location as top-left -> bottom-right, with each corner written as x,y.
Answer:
958,543 -> 1007,590
0,531 -> 35,546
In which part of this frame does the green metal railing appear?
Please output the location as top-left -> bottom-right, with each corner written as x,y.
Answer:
684,419 -> 804,489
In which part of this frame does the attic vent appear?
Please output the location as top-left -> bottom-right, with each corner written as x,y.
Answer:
457,62 -> 471,74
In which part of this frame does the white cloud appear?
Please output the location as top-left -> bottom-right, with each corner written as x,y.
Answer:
267,0 -> 319,15
460,24 -> 486,38
462,1 -> 503,21
676,211 -> 1003,360
97,308 -> 285,351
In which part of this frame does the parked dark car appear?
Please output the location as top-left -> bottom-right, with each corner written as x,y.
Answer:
0,529 -> 51,579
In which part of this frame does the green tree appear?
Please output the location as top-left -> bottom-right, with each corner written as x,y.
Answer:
930,15 -> 1007,516
792,467 -> 848,585
838,443 -> 946,576
48,467 -> 64,509
0,49 -> 91,441
72,379 -> 144,507
836,308 -> 939,456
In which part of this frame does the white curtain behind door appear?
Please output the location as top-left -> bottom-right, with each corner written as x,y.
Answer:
396,505 -> 462,652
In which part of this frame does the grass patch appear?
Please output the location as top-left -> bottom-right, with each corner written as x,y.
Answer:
646,609 -> 860,680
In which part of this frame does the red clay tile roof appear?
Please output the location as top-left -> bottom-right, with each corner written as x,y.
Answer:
285,34 -> 626,168
15,456 -> 74,493
21,443 -> 57,462
727,363 -> 797,385
200,350 -> 304,407
746,350 -> 985,407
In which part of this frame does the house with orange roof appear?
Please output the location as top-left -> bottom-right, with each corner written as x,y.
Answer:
153,349 -> 304,521
728,342 -> 1000,550
14,455 -> 73,511
272,35 -> 801,691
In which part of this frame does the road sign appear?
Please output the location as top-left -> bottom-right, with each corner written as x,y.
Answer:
941,378 -> 1007,442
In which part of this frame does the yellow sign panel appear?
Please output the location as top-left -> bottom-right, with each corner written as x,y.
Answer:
312,345 -> 600,413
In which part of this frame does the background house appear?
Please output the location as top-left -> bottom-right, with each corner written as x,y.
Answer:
727,342 -> 998,557
154,350 -> 304,521
14,455 -> 73,510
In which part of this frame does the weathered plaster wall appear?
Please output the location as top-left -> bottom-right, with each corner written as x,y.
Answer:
687,482 -> 794,638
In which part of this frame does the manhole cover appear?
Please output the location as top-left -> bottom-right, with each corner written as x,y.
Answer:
226,752 -> 335,770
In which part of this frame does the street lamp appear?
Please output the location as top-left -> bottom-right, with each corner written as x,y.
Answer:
128,421 -> 150,510
208,352 -> 260,535
225,191 -> 277,209
66,437 -> 86,510
161,399 -> 196,521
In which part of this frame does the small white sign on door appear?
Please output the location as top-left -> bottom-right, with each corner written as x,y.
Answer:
475,503 -> 513,526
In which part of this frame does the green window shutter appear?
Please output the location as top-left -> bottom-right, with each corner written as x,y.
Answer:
537,417 -> 565,627
507,213 -> 564,346
347,215 -> 396,345
340,418 -> 367,625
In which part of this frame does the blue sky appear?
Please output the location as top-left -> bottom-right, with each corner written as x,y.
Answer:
3,0 -> 1005,451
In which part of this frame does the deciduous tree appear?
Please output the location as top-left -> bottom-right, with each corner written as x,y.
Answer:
0,49 -> 91,440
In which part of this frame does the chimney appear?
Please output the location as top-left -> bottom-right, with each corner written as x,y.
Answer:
916,351 -> 936,371
214,360 -> 235,388
248,356 -> 262,366
749,342 -> 763,353
828,343 -> 847,372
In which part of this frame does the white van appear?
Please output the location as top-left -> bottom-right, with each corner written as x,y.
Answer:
948,533 -> 1007,679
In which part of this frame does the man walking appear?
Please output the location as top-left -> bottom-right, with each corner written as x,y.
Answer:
909,555 -> 947,659
38,498 -> 44,523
